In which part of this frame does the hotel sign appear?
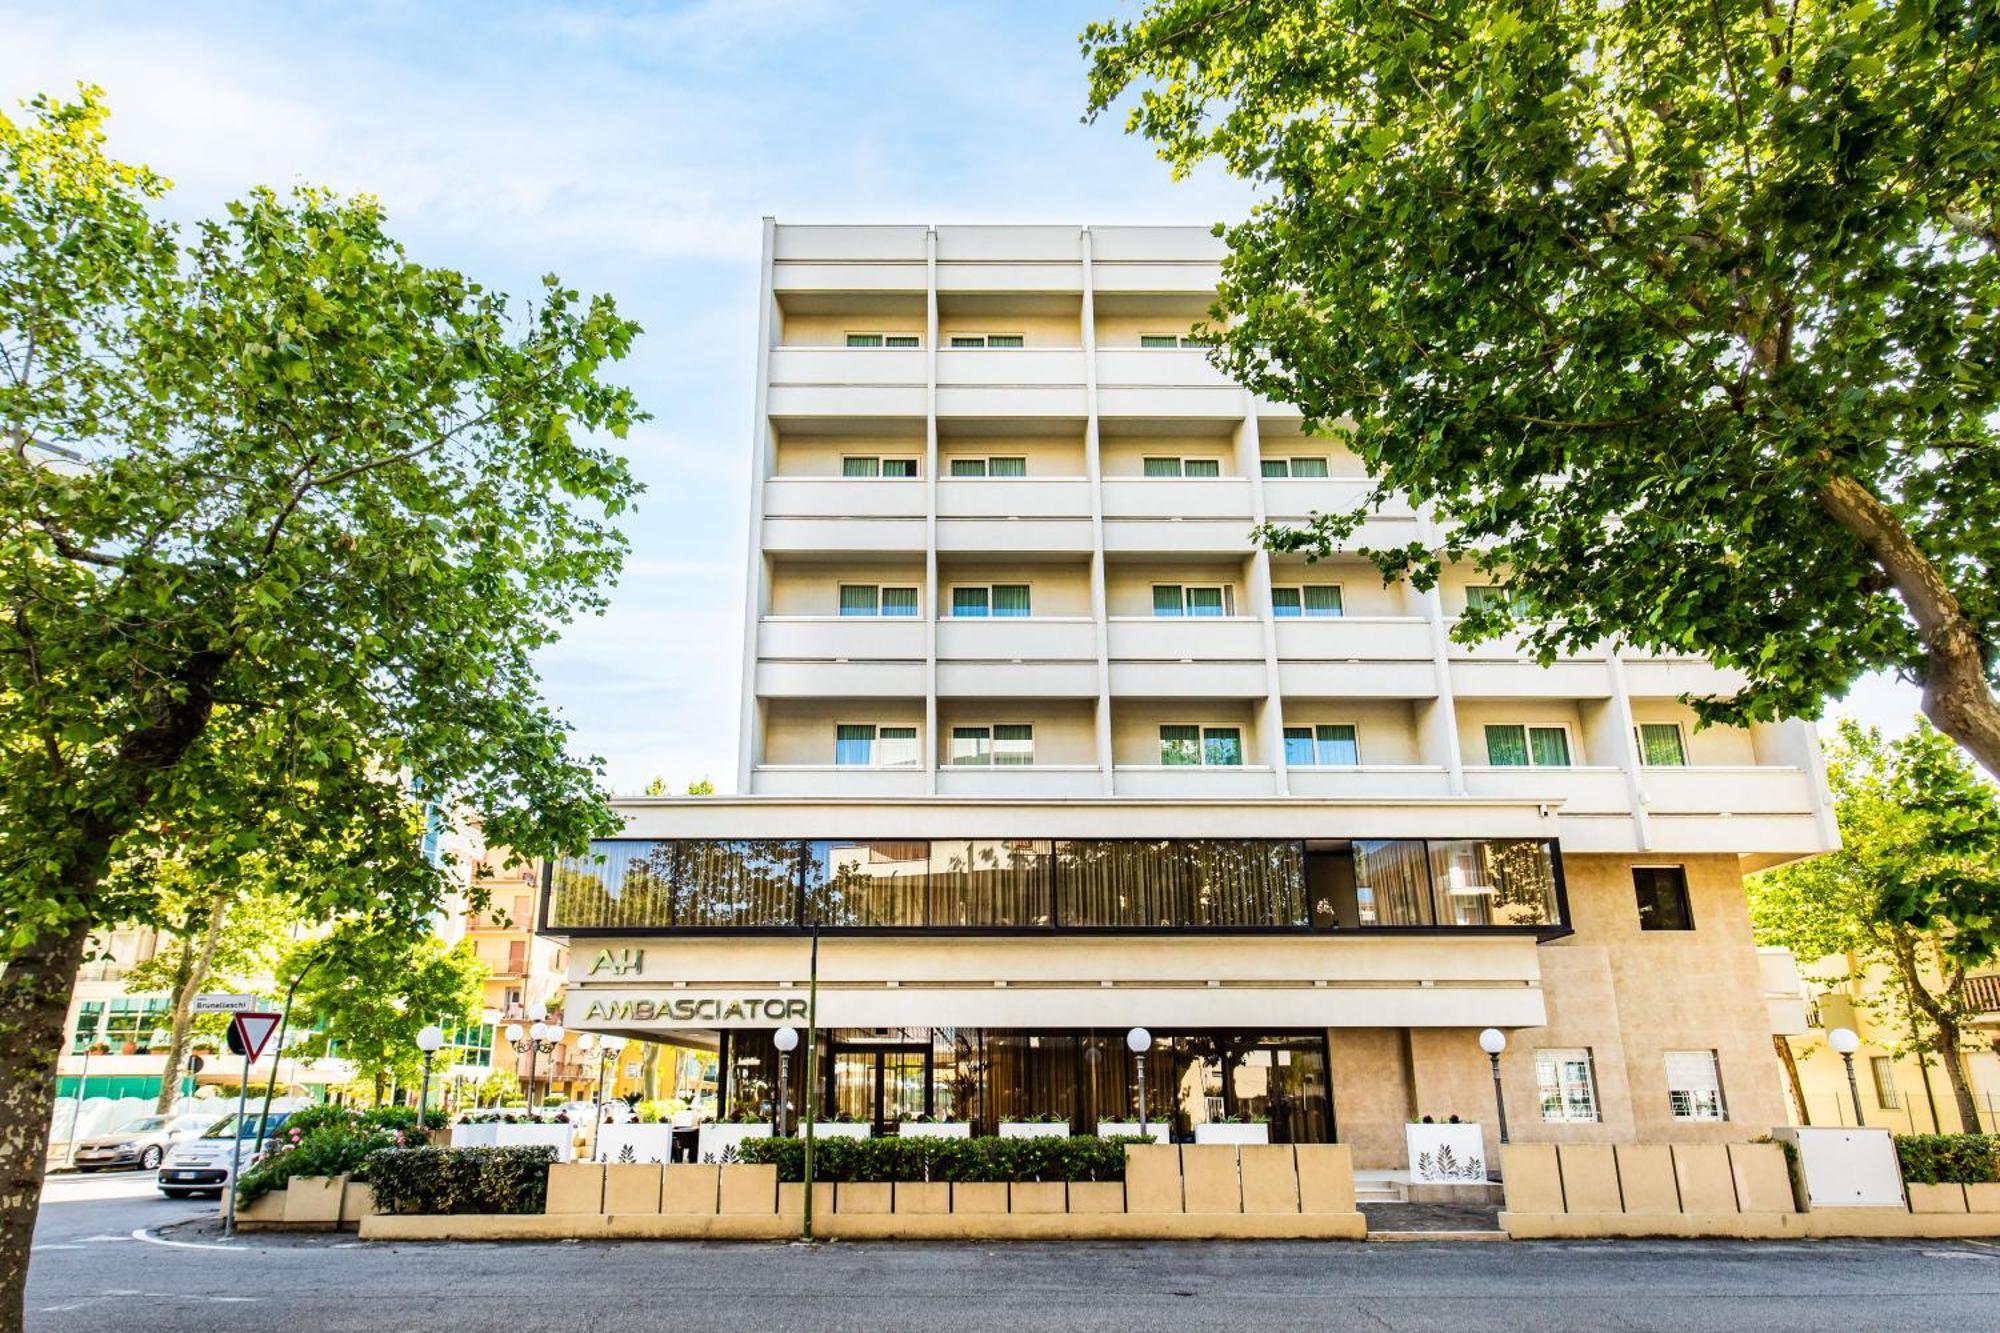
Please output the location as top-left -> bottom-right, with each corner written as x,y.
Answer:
578,992 -> 809,1026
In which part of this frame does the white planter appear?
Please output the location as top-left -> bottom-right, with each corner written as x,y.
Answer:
493,1123 -> 574,1162
449,1123 -> 499,1149
596,1124 -> 675,1163
1096,1121 -> 1171,1145
696,1122 -> 772,1162
1000,1122 -> 1072,1139
896,1122 -> 971,1139
808,1122 -> 872,1140
1773,1126 -> 1902,1208
1195,1122 -> 1270,1145
1406,1122 -> 1487,1183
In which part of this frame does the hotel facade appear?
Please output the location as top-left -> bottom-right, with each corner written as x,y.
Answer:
546,222 -> 1838,1170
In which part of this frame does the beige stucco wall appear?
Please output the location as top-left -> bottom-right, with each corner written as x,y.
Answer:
937,433 -> 1087,475
1454,699 -> 1592,765
935,700 -> 1097,767
1104,560 -> 1253,617
1099,436 -> 1243,477
780,311 -> 926,347
1329,1029 -> 1415,1168
772,435 -> 925,476
938,310 -> 1083,347
768,560 -> 926,617
1280,700 -> 1424,766
936,562 -> 1093,618
1110,699 -> 1260,766
762,698 -> 923,765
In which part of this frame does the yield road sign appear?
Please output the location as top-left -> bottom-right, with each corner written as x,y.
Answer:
193,993 -> 260,1013
229,1012 -> 282,1062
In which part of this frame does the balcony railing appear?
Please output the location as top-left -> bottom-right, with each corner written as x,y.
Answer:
1969,973 -> 2000,1016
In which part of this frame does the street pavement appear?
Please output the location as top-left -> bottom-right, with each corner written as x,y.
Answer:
26,1172 -> 2000,1332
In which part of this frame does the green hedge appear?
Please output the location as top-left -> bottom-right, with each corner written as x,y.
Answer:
364,1145 -> 556,1214
235,1125 -> 405,1204
1894,1134 -> 2000,1185
736,1134 -> 1147,1183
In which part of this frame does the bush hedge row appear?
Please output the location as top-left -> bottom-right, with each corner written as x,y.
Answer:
1894,1134 -> 2000,1185
735,1134 -> 1148,1183
364,1145 -> 556,1214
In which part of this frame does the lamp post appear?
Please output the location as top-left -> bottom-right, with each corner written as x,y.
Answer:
1126,1027 -> 1153,1140
1829,1027 -> 1865,1126
507,1011 -> 562,1116
773,1026 -> 800,1136
415,1025 -> 444,1128
1478,1027 -> 1511,1146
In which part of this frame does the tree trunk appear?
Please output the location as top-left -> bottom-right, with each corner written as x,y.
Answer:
1772,1034 -> 1811,1126
0,916 -> 95,1333
153,895 -> 227,1114
1933,1022 -> 1984,1135
1817,475 -> 2000,780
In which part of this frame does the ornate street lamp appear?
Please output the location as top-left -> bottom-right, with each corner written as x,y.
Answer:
507,1018 -> 562,1116
1829,1027 -> 1865,1126
1126,1027 -> 1153,1140
1478,1027 -> 1510,1145
415,1024 -> 444,1128
773,1027 -> 800,1136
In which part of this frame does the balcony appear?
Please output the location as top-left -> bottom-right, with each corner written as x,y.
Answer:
1640,766 -> 1816,816
934,348 -> 1087,418
1113,765 -> 1280,797
1107,617 -> 1268,697
1260,478 -> 1421,548
1968,973 -> 2000,1018
1284,766 -> 1454,799
1100,478 -> 1256,553
1443,625 -> 1614,698
1619,653 -> 1751,698
750,766 -> 928,797
934,766 -> 1105,797
766,347 -> 926,418
1461,766 -> 1632,815
1275,617 -> 1439,698
761,477 -> 925,554
755,617 -> 927,698
936,617 -> 1099,697
936,477 -> 1093,552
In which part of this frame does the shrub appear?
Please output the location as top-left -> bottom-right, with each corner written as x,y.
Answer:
281,1103 -> 361,1136
235,1123 -> 401,1204
364,1145 -> 556,1215
1894,1134 -> 2000,1185
736,1134 -> 1147,1184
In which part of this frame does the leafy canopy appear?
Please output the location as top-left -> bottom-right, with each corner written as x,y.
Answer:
1084,1 -> 2000,773
284,921 -> 489,1093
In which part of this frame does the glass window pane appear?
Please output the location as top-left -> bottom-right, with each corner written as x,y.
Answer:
878,727 -> 919,767
845,333 -> 883,347
952,587 -> 990,617
1284,727 -> 1315,767
1185,587 -> 1224,617
988,457 -> 1026,477
1152,585 -> 1183,617
1183,459 -> 1221,478
835,724 -> 875,766
1159,725 -> 1201,765
991,585 -> 1030,617
885,335 -> 920,348
842,457 -> 880,478
1633,866 -> 1693,930
838,585 -> 878,616
1535,1049 -> 1598,1122
1143,457 -> 1182,478
950,335 -> 985,348
1529,727 -> 1571,767
992,724 -> 1033,766
1315,725 -> 1359,766
807,840 -> 1051,928
1203,728 -> 1243,766
1290,457 -> 1329,478
1485,725 -> 1529,766
1666,1050 -> 1725,1121
1465,584 -> 1508,611
1638,723 -> 1687,766
1261,459 -> 1289,478
1054,840 -> 1307,928
882,458 -> 918,478
1140,334 -> 1179,348
950,727 -> 991,766
949,458 -> 987,477
1303,586 -> 1344,616
986,334 -> 1024,348
880,587 -> 918,617
1272,587 -> 1302,617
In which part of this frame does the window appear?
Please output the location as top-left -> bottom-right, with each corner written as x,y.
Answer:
947,456 -> 1028,477
1464,584 -> 1512,612
1535,1049 -> 1600,1122
1870,1056 -> 1900,1110
840,585 -> 919,617
835,724 -> 919,768
1284,724 -> 1359,767
1635,722 -> 1689,767
1160,724 -> 1243,766
447,1023 -> 496,1069
1271,585 -> 1344,617
1142,456 -> 1222,478
951,585 -> 1030,618
1632,865 -> 1694,931
71,1001 -> 104,1054
1666,1050 -> 1726,1121
1138,333 -> 1206,348
948,334 -> 1025,348
1483,724 -> 1572,767
842,456 -> 918,478
1259,457 -> 1331,478
845,333 -> 921,348
1152,585 -> 1234,617
951,724 -> 1034,767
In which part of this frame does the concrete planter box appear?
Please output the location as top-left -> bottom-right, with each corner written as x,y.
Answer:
809,1123 -> 871,1140
1195,1123 -> 1269,1146
778,1181 -> 835,1218
696,1123 -> 772,1163
1407,1123 -> 1488,1184
239,1189 -> 289,1224
1096,1121 -> 1170,1144
603,1163 -> 663,1214
339,1178 -> 378,1228
896,1123 -> 971,1139
1011,1181 -> 1066,1214
953,1182 -> 1008,1213
1067,1181 -> 1125,1214
492,1124 -> 573,1161
1908,1182 -> 1969,1214
837,1182 -> 893,1214
450,1123 -> 500,1148
718,1163 -> 779,1215
1967,1182 -> 2000,1213
1000,1123 -> 1072,1139
282,1175 -> 345,1225
894,1181 -> 951,1214
596,1124 -> 675,1163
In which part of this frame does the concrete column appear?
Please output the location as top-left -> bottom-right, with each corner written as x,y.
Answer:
1080,227 -> 1115,793
735,217 -> 778,793
923,226 -> 940,795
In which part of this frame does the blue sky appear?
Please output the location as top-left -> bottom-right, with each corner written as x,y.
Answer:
4,1 -> 1922,792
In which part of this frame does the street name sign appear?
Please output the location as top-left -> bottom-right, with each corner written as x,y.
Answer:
192,993 -> 261,1014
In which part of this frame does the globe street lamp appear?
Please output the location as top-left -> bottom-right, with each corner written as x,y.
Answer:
1126,1028 -> 1153,1140
1829,1027 -> 1865,1126
773,1027 -> 800,1136
1478,1027 -> 1511,1146
415,1024 -> 445,1128
579,1033 -> 626,1159
507,1020 -> 562,1116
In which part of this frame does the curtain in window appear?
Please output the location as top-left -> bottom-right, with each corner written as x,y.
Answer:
1261,459 -> 1289,477
1465,584 -> 1508,610
1283,727 -> 1316,766
838,585 -> 877,616
842,457 -> 880,477
1303,586 -> 1343,616
950,727 -> 990,766
807,840 -> 1049,927
1185,587 -> 1224,617
1314,725 -> 1358,765
1152,585 -> 1183,616
846,334 -> 884,347
1272,588 -> 1302,617
878,727 -> 918,767
1140,335 -> 1180,348
834,724 -> 874,765
1182,459 -> 1220,478
988,457 -> 1026,477
1351,839 -> 1433,925
992,724 -> 1033,765
1203,728 -> 1243,766
986,335 -> 1024,348
885,335 -> 920,348
549,840 -> 678,929
1054,840 -> 1305,927
1638,723 -> 1687,766
882,458 -> 917,477
1529,727 -> 1571,766
1484,725 -> 1530,766
952,587 -> 990,617
1159,725 -> 1200,765
950,458 -> 987,477
991,585 -> 1030,617
880,587 -> 917,617
676,840 -> 800,927
1289,457 -> 1329,478
1143,457 -> 1181,477
808,839 -> 930,926
1665,1050 -> 1725,1121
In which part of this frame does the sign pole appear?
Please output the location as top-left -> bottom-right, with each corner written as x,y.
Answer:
801,922 -> 819,1242
224,1047 -> 250,1238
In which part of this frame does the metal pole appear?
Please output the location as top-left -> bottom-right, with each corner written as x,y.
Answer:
258,949 -> 324,1158
1842,1053 -> 1867,1127
591,1047 -> 608,1161
778,1049 -> 791,1138
802,923 -> 820,1241
65,1045 -> 93,1167
1136,1053 -> 1148,1139
1489,1052 -> 1511,1145
418,1050 -> 435,1129
526,1039 -> 540,1117
224,1046 -> 250,1238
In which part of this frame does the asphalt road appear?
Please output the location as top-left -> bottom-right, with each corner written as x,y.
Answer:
26,1174 -> 2000,1332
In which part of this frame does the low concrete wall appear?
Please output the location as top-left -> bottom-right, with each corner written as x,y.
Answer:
237,1174 -> 385,1233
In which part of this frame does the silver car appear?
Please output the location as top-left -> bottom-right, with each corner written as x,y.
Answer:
73,1113 -> 213,1173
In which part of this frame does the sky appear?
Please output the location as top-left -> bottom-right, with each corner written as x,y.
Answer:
2,1 -> 1926,793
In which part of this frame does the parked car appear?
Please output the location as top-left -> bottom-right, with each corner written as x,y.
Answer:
555,1100 -> 633,1125
73,1113 -> 213,1172
157,1110 -> 293,1198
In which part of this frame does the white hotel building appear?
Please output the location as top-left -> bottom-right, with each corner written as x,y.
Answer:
547,222 -> 1835,1168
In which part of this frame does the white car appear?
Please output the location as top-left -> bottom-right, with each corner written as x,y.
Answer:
157,1110 -> 293,1198
556,1100 -> 633,1125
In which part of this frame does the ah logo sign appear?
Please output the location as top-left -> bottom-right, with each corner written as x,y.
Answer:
588,947 -> 645,977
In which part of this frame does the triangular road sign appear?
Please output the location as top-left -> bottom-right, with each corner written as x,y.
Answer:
229,1012 -> 282,1062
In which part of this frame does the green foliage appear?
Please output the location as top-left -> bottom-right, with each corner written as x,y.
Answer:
364,1145 -> 554,1215
285,921 -> 488,1094
735,1134 -> 1147,1184
1082,1 -> 2000,774
1894,1134 -> 2000,1185
234,1118 -> 409,1203
280,1103 -> 361,1136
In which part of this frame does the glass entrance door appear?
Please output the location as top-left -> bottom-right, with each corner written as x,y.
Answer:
829,1044 -> 931,1131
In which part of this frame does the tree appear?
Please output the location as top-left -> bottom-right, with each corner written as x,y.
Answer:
643,776 -> 714,795
1750,720 -> 2000,1133
1083,2 -> 2000,778
284,923 -> 488,1104
0,89 -> 639,1326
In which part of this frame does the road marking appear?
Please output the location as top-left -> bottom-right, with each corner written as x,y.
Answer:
130,1227 -> 254,1252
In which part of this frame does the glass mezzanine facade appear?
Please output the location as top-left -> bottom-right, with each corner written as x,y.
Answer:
546,837 -> 1566,934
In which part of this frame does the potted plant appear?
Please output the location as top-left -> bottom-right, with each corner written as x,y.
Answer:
1405,1115 -> 1487,1183
809,1111 -> 872,1140
894,1112 -> 970,1139
696,1109 -> 773,1162
1194,1111 -> 1270,1145
1096,1101 -> 1171,1144
1000,1112 -> 1072,1140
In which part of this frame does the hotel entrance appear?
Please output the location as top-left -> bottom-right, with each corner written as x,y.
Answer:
831,1041 -> 931,1131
